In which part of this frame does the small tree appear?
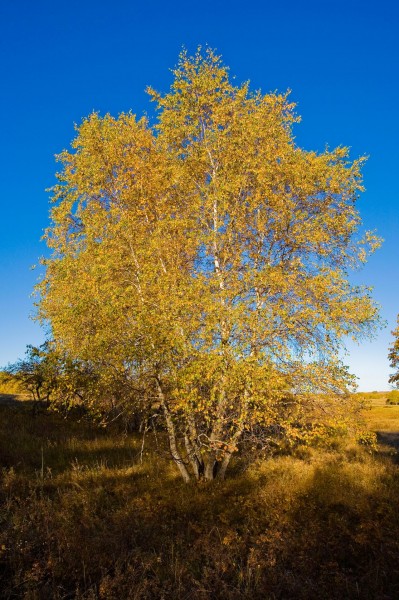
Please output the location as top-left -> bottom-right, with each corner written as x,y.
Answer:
6,343 -> 142,425
388,316 -> 399,388
386,390 -> 399,405
37,49 -> 380,481
5,343 -> 59,409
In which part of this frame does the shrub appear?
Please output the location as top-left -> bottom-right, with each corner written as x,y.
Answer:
386,390 -> 399,405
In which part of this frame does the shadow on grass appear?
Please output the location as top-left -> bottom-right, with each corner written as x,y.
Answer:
376,431 -> 399,449
376,431 -> 399,465
0,402 -> 130,472
0,392 -> 24,406
276,461 -> 399,599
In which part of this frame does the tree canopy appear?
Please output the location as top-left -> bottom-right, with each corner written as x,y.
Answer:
37,48 -> 380,481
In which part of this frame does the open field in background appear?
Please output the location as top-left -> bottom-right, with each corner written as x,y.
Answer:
365,404 -> 399,435
358,392 -> 399,455
0,393 -> 399,599
352,391 -> 399,442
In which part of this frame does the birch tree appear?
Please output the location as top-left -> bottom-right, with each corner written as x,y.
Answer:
37,49 -> 380,481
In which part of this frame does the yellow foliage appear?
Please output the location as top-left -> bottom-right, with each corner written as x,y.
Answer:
37,48 -> 381,481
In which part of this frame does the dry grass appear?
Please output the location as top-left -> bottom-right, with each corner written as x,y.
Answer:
0,372 -> 25,396
1,397 -> 399,599
364,405 -> 399,432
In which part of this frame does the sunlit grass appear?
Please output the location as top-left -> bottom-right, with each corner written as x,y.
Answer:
0,372 -> 26,396
363,402 -> 399,432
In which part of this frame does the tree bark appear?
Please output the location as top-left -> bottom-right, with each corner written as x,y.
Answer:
216,429 -> 243,480
185,414 -> 204,478
184,434 -> 202,479
155,378 -> 191,483
216,454 -> 231,481
204,454 -> 217,481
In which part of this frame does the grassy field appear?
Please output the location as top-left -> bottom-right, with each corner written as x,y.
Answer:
366,405 -> 399,434
1,393 -> 399,599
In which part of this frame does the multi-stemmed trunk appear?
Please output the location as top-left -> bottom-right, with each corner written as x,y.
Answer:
157,377 -> 242,482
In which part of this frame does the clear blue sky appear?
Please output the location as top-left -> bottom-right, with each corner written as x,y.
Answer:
1,0 -> 398,390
